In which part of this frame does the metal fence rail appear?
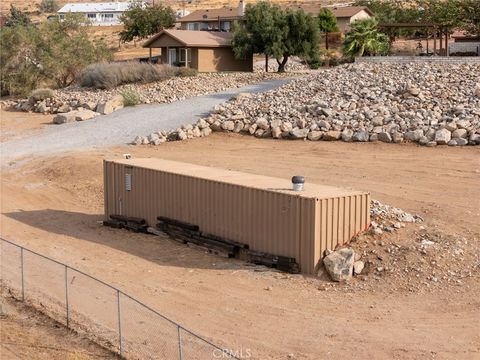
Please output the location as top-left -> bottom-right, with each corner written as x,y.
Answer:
0,237 -> 241,360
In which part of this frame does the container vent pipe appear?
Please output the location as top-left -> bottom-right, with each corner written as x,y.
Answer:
292,176 -> 305,191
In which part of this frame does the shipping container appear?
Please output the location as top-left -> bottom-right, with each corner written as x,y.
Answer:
104,158 -> 371,274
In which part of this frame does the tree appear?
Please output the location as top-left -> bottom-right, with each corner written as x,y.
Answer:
40,14 -> 112,87
0,13 -> 112,95
5,5 -> 32,27
119,2 -> 176,42
460,0 -> 480,36
318,8 -> 339,49
343,18 -> 390,58
232,2 -> 320,72
38,0 -> 59,13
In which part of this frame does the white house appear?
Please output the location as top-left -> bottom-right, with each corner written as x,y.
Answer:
57,2 -> 134,26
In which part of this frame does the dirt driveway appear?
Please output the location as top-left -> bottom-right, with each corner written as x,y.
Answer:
1,134 -> 479,359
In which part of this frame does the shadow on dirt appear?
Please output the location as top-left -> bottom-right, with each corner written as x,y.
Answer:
4,209 -> 253,272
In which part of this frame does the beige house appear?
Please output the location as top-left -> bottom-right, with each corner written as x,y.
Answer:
143,29 -> 253,72
288,5 -> 374,33
177,0 -> 245,32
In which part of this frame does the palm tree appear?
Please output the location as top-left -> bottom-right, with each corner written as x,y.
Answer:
343,18 -> 390,58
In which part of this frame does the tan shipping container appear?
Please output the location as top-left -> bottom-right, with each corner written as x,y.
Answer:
104,158 -> 370,274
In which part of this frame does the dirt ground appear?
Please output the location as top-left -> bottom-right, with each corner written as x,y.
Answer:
0,294 -> 117,359
0,110 -> 52,143
1,133 -> 479,359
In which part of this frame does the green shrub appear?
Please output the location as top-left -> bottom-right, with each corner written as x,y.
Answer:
120,88 -> 142,106
30,88 -> 55,100
79,62 -> 178,89
177,67 -> 198,77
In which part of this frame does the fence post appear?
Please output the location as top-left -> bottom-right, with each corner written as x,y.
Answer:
65,265 -> 69,328
117,290 -> 123,357
177,326 -> 183,360
20,247 -> 25,301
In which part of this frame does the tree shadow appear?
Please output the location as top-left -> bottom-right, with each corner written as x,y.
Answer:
4,209 -> 254,272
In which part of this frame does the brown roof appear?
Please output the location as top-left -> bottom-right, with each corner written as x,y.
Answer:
178,7 -> 242,22
283,4 -> 373,18
143,29 -> 233,48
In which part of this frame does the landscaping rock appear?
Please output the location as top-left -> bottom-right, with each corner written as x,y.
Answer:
96,95 -> 124,115
53,112 -> 77,124
323,248 -> 355,282
435,128 -> 451,145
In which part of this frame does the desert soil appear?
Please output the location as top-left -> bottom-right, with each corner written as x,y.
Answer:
0,110 -> 51,143
0,294 -> 118,359
1,133 -> 479,359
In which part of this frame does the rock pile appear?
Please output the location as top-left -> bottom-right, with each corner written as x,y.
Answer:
322,199 -> 423,282
139,62 -> 480,146
5,72 -> 286,118
253,57 -> 310,72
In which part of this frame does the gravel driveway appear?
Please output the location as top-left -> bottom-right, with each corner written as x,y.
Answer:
1,78 -> 292,166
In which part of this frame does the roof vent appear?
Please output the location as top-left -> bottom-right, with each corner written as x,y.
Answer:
292,176 -> 305,192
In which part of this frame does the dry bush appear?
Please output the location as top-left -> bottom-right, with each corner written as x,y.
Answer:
79,62 -> 179,89
177,67 -> 198,77
30,88 -> 55,100
120,88 -> 142,106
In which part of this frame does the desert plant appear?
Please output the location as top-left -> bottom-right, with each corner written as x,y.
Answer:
177,67 -> 198,77
342,18 -> 390,58
120,88 -> 142,106
79,62 -> 178,89
30,88 -> 54,100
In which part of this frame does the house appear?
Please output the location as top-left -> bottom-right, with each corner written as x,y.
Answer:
57,2 -> 133,26
143,29 -> 253,72
177,0 -> 245,31
287,5 -> 374,33
449,30 -> 480,56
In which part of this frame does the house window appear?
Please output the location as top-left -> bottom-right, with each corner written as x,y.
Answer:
102,13 -> 114,22
59,14 -> 65,20
179,48 -> 192,62
187,22 -> 197,30
87,13 -> 97,19
221,21 -> 231,31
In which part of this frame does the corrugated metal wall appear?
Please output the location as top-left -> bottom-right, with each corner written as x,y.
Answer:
104,161 -> 370,274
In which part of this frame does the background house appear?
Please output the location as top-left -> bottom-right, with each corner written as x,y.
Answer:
57,2 -> 133,26
177,0 -> 245,31
143,29 -> 253,72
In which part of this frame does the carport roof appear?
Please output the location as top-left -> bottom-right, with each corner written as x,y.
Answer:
143,29 -> 233,48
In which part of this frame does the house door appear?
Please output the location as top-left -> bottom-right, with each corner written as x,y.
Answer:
168,49 -> 177,65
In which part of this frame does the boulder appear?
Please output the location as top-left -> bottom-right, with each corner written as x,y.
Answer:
378,132 -> 392,143
404,129 -> 423,142
53,112 -> 77,124
290,127 -> 309,139
197,118 -> 209,129
96,95 -> 124,115
272,127 -> 282,139
221,121 -> 235,131
323,130 -> 341,141
352,129 -> 369,142
255,117 -> 269,130
434,128 -> 451,145
74,109 -> 98,121
307,130 -> 322,141
341,128 -> 354,142
451,128 -> 467,139
200,127 -> 212,137
323,248 -> 355,282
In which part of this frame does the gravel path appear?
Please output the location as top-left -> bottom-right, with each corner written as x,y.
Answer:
0,78 -> 291,166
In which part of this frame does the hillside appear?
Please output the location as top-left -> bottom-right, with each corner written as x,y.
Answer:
1,0 -> 352,15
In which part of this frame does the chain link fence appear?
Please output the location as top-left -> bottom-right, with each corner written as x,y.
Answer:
0,238 -> 241,360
